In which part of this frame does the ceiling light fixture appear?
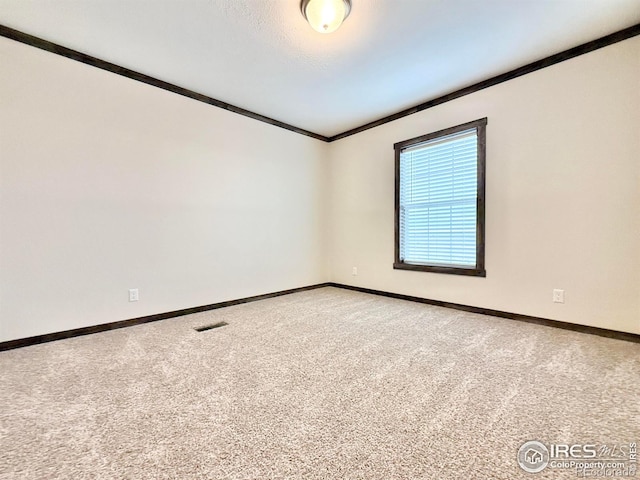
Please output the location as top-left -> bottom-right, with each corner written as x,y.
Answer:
301,0 -> 352,34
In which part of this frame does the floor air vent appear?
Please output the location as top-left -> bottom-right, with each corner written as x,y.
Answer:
194,321 -> 228,332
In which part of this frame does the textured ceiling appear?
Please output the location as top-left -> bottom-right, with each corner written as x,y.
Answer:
1,0 -> 639,137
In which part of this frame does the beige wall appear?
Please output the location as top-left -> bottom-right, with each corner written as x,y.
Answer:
327,36 -> 640,334
0,38 -> 328,342
2,34 -> 639,342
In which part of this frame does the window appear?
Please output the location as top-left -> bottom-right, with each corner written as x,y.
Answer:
394,118 -> 487,276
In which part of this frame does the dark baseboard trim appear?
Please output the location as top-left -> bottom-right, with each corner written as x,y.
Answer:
1,23 -> 639,143
0,24 -> 329,142
0,283 -> 330,352
2,281 -> 637,351
328,283 -> 640,343
328,23 -> 640,141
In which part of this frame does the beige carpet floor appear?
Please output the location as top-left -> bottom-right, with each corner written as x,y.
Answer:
0,287 -> 638,479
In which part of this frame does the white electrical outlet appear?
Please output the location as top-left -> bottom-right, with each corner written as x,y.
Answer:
553,289 -> 565,304
129,288 -> 139,302
352,266 -> 358,276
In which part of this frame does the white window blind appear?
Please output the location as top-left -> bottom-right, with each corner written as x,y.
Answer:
399,128 -> 478,268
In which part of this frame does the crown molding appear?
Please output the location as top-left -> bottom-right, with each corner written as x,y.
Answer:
0,24 -> 330,142
327,22 -> 640,141
1,22 -> 639,143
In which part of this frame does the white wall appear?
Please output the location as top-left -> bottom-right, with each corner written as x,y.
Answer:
0,37 -> 328,342
2,34 -> 639,342
327,36 -> 640,334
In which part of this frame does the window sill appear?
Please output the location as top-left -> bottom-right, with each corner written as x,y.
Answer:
393,262 -> 486,277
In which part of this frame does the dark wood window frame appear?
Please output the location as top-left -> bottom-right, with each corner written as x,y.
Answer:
394,117 -> 487,277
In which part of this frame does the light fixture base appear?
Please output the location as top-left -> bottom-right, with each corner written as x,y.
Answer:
300,0 -> 351,33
